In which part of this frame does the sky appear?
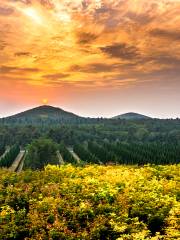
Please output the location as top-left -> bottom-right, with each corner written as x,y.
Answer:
0,0 -> 180,118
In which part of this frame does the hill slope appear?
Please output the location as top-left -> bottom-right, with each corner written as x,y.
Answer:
113,112 -> 151,120
1,105 -> 82,124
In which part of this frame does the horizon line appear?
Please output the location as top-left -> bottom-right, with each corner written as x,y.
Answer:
0,104 -> 180,120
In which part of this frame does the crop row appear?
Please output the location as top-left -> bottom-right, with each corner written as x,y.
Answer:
0,144 -> 5,157
59,143 -> 76,164
1,141 -> 179,170
0,145 -> 20,168
73,142 -> 180,165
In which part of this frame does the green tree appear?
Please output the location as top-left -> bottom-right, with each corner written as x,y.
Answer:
24,138 -> 58,169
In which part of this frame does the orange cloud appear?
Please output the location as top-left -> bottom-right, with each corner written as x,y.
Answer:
0,0 -> 179,98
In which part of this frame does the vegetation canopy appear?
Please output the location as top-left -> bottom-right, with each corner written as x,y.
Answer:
0,165 -> 179,239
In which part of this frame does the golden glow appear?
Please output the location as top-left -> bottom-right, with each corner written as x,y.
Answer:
57,12 -> 71,22
42,99 -> 48,105
0,0 -> 180,90
22,8 -> 43,24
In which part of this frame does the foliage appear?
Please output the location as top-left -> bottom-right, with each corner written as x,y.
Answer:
59,142 -> 76,164
0,144 -> 5,157
88,142 -> 118,164
24,138 -> 59,170
102,142 -> 180,165
0,145 -> 20,168
74,144 -> 99,164
0,164 -> 179,239
1,118 -> 180,147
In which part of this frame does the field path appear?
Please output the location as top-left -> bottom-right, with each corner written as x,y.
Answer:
16,152 -> 26,173
9,150 -> 25,172
16,159 -> 24,172
68,147 -> 81,164
56,150 -> 64,165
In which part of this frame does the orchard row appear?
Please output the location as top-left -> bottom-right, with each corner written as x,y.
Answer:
0,140 -> 179,170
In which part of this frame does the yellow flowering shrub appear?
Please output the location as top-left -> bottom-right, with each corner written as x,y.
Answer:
0,164 -> 179,239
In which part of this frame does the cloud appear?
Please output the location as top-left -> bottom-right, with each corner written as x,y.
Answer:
43,73 -> 70,80
9,0 -> 31,4
0,0 -> 180,91
0,6 -> 14,16
112,61 -> 180,83
151,55 -> 180,66
0,40 -> 7,50
135,66 -> 180,84
0,75 -> 34,82
0,66 -> 40,74
14,52 -> 31,57
44,79 -> 97,88
100,43 -> 140,60
76,32 -> 98,45
70,63 -> 121,73
125,11 -> 155,25
150,29 -> 180,41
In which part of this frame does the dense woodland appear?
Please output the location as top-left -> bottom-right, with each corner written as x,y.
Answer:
0,118 -> 180,169
0,118 -> 180,147
0,145 -> 20,168
0,110 -> 180,239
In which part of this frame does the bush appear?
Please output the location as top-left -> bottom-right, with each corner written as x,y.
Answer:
0,164 -> 179,239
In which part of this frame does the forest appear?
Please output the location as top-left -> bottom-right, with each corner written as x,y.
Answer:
0,118 -> 180,239
0,118 -> 180,147
0,117 -> 180,168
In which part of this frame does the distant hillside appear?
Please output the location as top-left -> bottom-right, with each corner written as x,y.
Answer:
0,105 -> 83,124
0,107 -> 153,125
113,112 -> 151,120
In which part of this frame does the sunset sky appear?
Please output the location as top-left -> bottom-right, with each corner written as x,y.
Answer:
0,0 -> 180,118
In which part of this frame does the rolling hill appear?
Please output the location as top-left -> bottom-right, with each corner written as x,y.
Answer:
0,106 -> 153,125
0,105 -> 83,124
113,112 -> 151,120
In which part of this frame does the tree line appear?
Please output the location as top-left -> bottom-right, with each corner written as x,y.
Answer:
0,145 -> 20,168
74,144 -> 99,164
0,118 -> 180,147
77,142 -> 180,165
59,143 -> 76,164
0,144 -> 5,157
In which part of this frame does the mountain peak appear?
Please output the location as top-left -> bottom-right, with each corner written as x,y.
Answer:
113,112 -> 151,120
2,105 -> 81,124
31,105 -> 65,112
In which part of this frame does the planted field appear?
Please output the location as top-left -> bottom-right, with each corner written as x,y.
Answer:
59,143 -> 76,164
102,142 -> 180,165
1,140 -> 180,170
83,142 -> 180,165
74,144 -> 99,164
0,165 -> 179,239
0,145 -> 20,168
